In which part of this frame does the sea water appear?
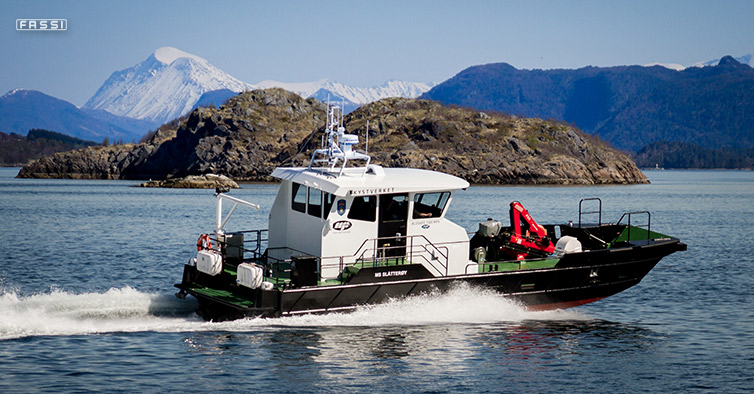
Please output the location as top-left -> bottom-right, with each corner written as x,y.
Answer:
0,168 -> 753,393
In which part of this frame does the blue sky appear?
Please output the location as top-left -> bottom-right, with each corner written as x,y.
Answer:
1,0 -> 752,106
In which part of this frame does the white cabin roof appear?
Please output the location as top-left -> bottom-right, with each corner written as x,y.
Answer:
271,166 -> 469,196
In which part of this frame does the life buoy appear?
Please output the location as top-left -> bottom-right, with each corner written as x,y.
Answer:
196,234 -> 212,251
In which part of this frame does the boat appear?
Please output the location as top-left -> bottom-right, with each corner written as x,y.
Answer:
174,104 -> 687,321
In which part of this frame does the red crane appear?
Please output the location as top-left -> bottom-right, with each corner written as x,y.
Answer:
508,201 -> 555,258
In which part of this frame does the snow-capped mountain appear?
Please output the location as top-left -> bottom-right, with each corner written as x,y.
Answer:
84,47 -> 434,124
643,62 -> 686,71
83,47 -> 254,124
692,54 -> 753,68
255,79 -> 434,105
647,53 -> 754,71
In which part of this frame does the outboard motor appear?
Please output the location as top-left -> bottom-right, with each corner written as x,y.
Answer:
555,236 -> 582,256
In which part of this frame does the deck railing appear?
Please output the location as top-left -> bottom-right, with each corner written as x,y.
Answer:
617,211 -> 651,242
347,234 -> 450,276
207,230 -> 454,286
578,198 -> 602,227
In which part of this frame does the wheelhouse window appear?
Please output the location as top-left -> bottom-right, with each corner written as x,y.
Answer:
412,192 -> 450,219
323,192 -> 336,219
291,183 -> 306,213
348,195 -> 376,222
308,188 -> 322,217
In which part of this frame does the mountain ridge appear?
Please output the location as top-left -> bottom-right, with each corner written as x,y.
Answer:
256,79 -> 434,105
83,47 -> 254,124
421,56 -> 754,152
18,89 -> 647,185
1,47 -> 435,145
82,47 -> 433,126
7,47 -> 752,157
0,89 -> 155,142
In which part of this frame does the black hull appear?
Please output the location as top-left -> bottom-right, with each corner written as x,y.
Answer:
177,239 -> 686,321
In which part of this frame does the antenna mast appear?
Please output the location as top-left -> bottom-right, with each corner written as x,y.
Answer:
307,102 -> 371,176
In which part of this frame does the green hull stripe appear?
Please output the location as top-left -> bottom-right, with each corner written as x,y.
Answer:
478,258 -> 559,273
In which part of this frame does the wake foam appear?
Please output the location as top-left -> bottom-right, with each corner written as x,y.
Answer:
0,287 -> 201,340
214,283 -> 590,330
0,284 -> 590,339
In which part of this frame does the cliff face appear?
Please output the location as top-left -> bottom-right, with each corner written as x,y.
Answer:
18,88 -> 647,185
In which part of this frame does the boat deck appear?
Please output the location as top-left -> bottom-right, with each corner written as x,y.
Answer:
188,285 -> 258,308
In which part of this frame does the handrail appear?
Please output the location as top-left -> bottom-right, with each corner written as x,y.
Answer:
208,229 -> 454,285
617,211 -> 651,242
312,234 -> 452,278
263,246 -> 314,286
352,234 -> 450,276
578,198 -> 602,227
351,242 -> 450,277
210,229 -> 269,259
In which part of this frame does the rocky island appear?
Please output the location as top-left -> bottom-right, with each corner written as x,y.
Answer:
135,174 -> 238,189
18,88 -> 647,185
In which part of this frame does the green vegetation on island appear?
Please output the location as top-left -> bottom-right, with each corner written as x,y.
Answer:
635,141 -> 754,169
0,129 -> 97,166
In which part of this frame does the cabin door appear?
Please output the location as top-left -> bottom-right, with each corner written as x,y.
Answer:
378,193 -> 409,258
